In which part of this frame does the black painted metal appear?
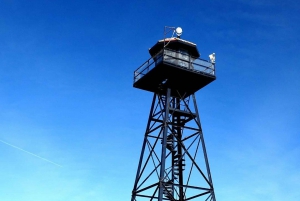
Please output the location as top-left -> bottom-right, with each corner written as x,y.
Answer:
131,35 -> 216,201
133,48 -> 216,97
131,89 -> 216,201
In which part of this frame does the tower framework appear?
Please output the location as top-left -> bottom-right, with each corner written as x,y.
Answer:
131,28 -> 216,201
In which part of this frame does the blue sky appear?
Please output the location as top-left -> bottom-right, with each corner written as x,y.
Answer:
0,0 -> 299,200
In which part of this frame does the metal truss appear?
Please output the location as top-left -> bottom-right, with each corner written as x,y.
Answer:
131,88 -> 216,201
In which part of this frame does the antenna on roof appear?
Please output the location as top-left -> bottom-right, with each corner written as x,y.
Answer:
163,26 -> 182,47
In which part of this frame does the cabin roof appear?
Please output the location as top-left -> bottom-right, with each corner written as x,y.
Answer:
149,37 -> 200,58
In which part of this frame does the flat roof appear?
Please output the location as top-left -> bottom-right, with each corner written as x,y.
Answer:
149,37 -> 200,58
158,37 -> 197,46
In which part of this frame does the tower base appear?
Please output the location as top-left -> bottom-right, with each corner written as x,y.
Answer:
131,88 -> 216,201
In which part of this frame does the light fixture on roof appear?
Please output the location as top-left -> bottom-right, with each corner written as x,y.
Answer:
175,27 -> 183,37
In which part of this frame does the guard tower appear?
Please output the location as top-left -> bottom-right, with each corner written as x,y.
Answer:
131,27 -> 217,201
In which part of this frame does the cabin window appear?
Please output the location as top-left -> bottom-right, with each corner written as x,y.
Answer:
177,49 -> 190,68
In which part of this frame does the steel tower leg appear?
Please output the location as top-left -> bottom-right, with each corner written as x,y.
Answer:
131,91 -> 216,201
192,95 -> 216,201
131,93 -> 157,201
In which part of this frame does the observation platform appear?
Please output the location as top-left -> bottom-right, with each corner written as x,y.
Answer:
133,38 -> 216,97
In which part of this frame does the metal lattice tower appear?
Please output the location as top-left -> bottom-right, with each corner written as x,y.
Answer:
131,27 -> 217,201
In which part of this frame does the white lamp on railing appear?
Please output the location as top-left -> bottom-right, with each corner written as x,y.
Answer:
209,53 -> 216,63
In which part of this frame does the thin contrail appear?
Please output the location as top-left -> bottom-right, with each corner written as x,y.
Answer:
0,139 -> 62,167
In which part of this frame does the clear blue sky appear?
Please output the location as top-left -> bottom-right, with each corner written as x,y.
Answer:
0,0 -> 299,200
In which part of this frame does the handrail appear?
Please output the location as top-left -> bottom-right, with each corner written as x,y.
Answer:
134,48 -> 215,83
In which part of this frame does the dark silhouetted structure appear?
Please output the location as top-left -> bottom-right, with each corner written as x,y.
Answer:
131,27 -> 217,201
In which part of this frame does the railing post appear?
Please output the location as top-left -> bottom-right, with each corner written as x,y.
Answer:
189,55 -> 191,70
147,60 -> 149,73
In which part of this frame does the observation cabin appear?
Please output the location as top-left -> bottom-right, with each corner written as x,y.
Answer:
133,30 -> 216,97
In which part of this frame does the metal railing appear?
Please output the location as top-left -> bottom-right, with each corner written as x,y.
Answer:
134,48 -> 215,83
